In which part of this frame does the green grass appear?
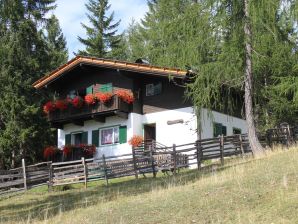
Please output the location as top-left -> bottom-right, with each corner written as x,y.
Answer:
0,148 -> 298,224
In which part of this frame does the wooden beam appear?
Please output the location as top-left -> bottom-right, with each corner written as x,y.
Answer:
51,123 -> 64,129
92,115 -> 106,123
114,111 -> 128,119
72,120 -> 84,126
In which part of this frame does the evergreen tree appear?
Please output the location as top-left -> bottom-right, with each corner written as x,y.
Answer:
45,14 -> 68,70
129,0 -> 298,154
78,0 -> 121,58
0,0 -> 64,169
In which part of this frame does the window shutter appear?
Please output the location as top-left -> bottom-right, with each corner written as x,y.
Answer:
65,134 -> 71,145
82,131 -> 88,144
213,123 -> 222,137
222,126 -> 227,136
119,126 -> 127,144
86,85 -> 93,94
100,83 -> 112,93
92,130 -> 99,147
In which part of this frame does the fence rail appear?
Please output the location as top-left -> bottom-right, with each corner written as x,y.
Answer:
1,126 -> 297,195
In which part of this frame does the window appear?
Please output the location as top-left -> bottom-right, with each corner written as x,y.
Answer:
94,126 -> 126,147
213,123 -> 227,137
68,90 -> 76,99
100,126 -> 119,145
146,82 -> 162,96
233,127 -> 242,134
72,133 -> 83,145
67,132 -> 88,145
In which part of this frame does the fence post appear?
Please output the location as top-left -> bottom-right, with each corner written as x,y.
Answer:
173,144 -> 177,175
220,135 -> 224,166
196,140 -> 202,170
22,159 -> 27,191
150,147 -> 156,178
82,157 -> 87,189
132,147 -> 138,179
239,135 -> 244,157
102,154 -> 109,186
48,162 -> 53,192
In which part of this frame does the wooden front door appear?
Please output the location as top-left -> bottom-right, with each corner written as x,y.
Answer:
144,124 -> 156,149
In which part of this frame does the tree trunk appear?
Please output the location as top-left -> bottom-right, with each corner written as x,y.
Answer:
243,0 -> 264,155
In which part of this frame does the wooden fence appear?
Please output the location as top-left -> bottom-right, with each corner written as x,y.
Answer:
0,127 -> 297,195
0,161 -> 51,195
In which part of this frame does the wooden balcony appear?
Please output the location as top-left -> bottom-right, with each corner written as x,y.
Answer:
48,95 -> 130,128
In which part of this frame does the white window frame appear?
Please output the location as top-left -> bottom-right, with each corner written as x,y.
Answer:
99,126 -> 120,146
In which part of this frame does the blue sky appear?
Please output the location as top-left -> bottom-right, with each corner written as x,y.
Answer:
54,0 -> 148,58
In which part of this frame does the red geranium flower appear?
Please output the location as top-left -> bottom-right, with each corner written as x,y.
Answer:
84,94 -> 96,105
62,145 -> 72,156
43,146 -> 57,159
72,96 -> 84,108
115,89 -> 134,104
43,101 -> 55,114
128,135 -> 144,147
95,92 -> 113,104
55,99 -> 68,111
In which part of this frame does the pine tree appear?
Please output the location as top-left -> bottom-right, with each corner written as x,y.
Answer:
78,0 -> 121,58
45,14 -> 68,70
0,0 -> 64,169
129,0 -> 298,154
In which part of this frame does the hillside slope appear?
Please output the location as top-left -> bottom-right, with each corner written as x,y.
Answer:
1,149 -> 297,224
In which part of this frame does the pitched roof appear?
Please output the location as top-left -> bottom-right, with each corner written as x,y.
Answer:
32,56 -> 187,89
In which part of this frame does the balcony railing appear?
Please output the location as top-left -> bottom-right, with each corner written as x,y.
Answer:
48,95 -> 130,124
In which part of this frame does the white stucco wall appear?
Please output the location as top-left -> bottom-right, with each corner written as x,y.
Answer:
142,107 -> 198,146
58,114 -> 137,159
200,108 -> 247,139
57,107 -> 247,159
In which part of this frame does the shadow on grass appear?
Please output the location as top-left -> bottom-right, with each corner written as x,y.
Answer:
0,157 -> 253,223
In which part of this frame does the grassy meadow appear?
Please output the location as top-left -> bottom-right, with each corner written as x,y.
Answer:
0,148 -> 297,224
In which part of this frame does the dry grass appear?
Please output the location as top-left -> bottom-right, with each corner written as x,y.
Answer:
0,148 -> 297,224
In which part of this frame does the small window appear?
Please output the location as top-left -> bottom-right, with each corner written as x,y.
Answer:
213,122 -> 227,137
68,90 -> 76,99
100,126 -> 119,146
233,128 -> 242,134
146,82 -> 162,96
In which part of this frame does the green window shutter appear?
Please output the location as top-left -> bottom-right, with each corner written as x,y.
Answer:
100,83 -> 112,93
92,130 -> 99,147
82,131 -> 88,144
86,85 -> 93,94
213,123 -> 222,137
119,126 -> 127,144
222,126 -> 227,136
65,134 -> 71,145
